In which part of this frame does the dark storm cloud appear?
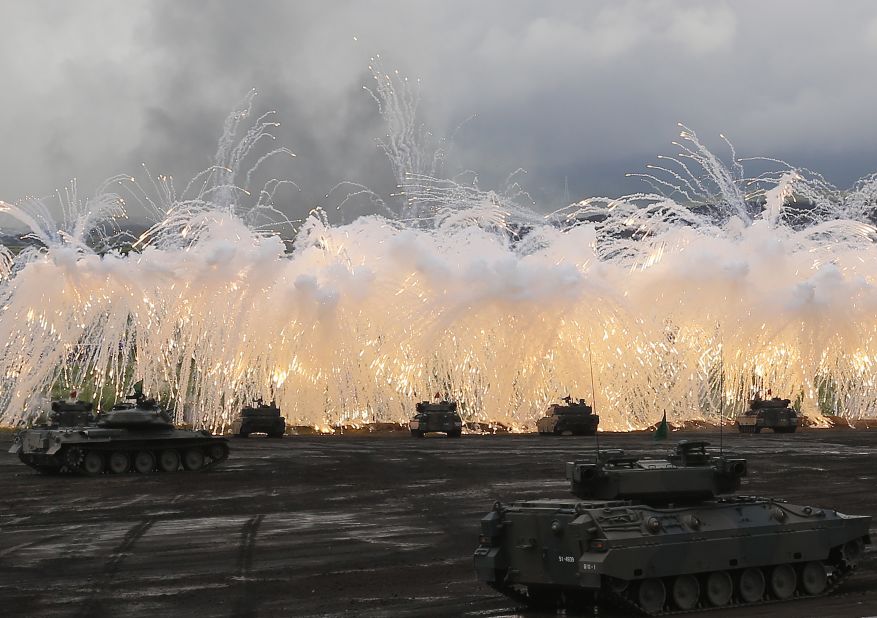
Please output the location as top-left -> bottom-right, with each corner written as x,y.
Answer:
2,0 -> 877,224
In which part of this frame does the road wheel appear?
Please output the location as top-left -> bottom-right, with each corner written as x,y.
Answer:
770,564 -> 796,600
671,574 -> 699,610
158,449 -> 180,472
706,570 -> 733,606
133,450 -> 155,474
82,451 -> 104,475
108,451 -> 130,474
208,443 -> 229,461
738,567 -> 765,603
799,561 -> 827,595
410,429 -> 424,438
636,578 -> 666,614
183,448 -> 205,471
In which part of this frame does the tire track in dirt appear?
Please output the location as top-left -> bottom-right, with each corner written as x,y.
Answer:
77,518 -> 155,618
231,513 -> 264,618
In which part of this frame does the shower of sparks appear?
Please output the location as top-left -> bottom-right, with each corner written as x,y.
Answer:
2,74 -> 877,433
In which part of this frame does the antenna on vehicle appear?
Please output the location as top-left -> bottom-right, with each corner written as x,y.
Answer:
718,342 -> 724,457
588,338 -> 600,462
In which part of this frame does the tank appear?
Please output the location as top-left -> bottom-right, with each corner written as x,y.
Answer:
48,395 -> 95,427
231,400 -> 285,437
473,440 -> 870,614
737,395 -> 800,433
536,396 -> 599,436
409,400 -> 462,437
9,384 -> 229,475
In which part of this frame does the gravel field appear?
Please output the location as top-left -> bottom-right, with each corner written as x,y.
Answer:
1,430 -> 875,617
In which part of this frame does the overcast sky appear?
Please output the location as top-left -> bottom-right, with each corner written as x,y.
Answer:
2,0 -> 877,225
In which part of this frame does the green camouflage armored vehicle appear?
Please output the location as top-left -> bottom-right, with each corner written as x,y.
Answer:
737,395 -> 800,433
409,400 -> 462,437
474,440 -> 870,614
43,391 -> 96,427
232,400 -> 285,437
536,396 -> 599,436
9,383 -> 229,475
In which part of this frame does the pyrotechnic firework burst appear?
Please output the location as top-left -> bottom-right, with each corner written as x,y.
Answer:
2,64 -> 877,432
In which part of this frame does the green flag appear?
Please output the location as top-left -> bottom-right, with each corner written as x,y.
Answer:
654,410 -> 669,440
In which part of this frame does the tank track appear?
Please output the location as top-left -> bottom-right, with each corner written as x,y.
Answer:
19,439 -> 229,475
737,425 -> 760,434
601,559 -> 855,616
489,557 -> 857,616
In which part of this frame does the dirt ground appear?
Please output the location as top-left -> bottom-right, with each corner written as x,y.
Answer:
1,429 -> 875,618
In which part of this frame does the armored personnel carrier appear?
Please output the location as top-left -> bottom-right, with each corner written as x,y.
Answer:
10,383 -> 229,475
536,396 -> 599,436
409,400 -> 462,437
232,400 -> 285,437
737,395 -> 800,433
474,440 -> 870,614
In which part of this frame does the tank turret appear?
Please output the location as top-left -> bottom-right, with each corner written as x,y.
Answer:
536,396 -> 599,436
97,382 -> 174,428
566,441 -> 746,504
96,406 -> 174,429
752,396 -> 792,409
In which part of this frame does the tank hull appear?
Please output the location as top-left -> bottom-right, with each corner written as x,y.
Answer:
10,426 -> 229,474
409,414 -> 462,437
736,411 -> 800,433
474,497 -> 870,614
231,417 -> 286,437
536,414 -> 599,436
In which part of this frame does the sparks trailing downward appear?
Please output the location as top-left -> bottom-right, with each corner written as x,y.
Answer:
2,66 -> 877,432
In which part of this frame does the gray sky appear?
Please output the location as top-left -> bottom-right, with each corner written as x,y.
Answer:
2,0 -> 877,224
